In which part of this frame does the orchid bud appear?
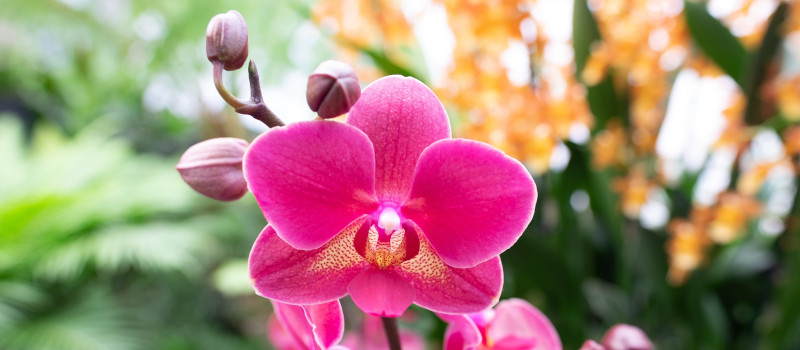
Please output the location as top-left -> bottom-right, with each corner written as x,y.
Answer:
176,137 -> 248,201
580,340 -> 606,350
306,60 -> 361,119
206,10 -> 248,71
601,324 -> 653,350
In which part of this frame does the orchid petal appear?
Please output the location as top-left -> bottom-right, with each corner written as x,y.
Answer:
249,221 -> 367,305
439,314 -> 482,350
271,301 -> 315,349
601,324 -> 653,350
346,76 -> 451,202
397,329 -> 427,350
401,138 -> 536,268
244,121 -> 379,250
488,299 -> 562,350
347,268 -> 414,317
396,224 -> 503,314
306,301 -> 346,349
267,315 -> 299,350
580,340 -> 606,350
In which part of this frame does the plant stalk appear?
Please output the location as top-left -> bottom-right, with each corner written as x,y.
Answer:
381,316 -> 402,350
212,60 -> 284,128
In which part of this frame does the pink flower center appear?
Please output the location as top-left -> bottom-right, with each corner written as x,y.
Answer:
353,206 -> 420,270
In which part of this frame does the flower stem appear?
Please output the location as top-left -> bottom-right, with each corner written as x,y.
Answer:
212,60 -> 285,128
212,61 -> 248,109
380,317 -> 402,350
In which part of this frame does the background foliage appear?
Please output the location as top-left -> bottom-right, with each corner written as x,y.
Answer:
3,0 -> 800,349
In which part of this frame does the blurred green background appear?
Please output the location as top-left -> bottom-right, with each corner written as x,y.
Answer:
3,0 -> 800,349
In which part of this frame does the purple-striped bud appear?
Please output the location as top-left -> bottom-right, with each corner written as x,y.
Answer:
306,60 -> 361,119
176,137 -> 248,201
602,324 -> 653,350
206,10 -> 248,71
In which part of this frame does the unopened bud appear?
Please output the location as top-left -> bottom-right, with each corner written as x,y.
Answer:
306,60 -> 361,119
176,137 -> 248,201
601,324 -> 653,350
206,10 -> 248,71
580,340 -> 606,350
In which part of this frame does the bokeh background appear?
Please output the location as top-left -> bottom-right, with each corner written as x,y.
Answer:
3,0 -> 800,349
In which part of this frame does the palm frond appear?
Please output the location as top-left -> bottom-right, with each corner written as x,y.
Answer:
0,289 -> 146,350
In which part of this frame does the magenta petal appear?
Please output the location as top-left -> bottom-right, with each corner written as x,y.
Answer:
347,268 -> 414,317
244,121 -> 379,249
580,340 -> 606,350
488,299 -> 562,350
271,301 -> 315,349
401,138 -> 536,268
601,324 -> 653,350
305,301 -> 346,349
249,222 -> 367,305
267,315 -> 299,350
396,227 -> 503,314
346,76 -> 451,202
439,314 -> 482,350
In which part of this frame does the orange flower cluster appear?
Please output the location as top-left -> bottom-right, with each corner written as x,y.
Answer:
715,0 -> 783,49
782,124 -> 800,156
612,165 -> 656,219
714,90 -> 751,151
591,120 -> 628,169
666,207 -> 712,285
666,191 -> 762,284
311,0 -> 415,82
583,0 -> 689,155
776,75 -> 800,120
437,0 -> 593,175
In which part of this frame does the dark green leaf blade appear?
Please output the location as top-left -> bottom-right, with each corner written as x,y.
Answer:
684,1 -> 748,87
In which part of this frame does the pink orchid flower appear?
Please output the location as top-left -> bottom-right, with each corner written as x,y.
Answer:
267,300 -> 348,350
439,298 -> 562,350
246,76 -> 537,317
579,324 -> 653,350
341,314 -> 426,350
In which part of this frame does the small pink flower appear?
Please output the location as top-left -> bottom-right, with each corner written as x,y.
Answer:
267,300 -> 347,350
600,324 -> 653,350
246,76 -> 537,316
579,324 -> 653,350
579,340 -> 605,350
439,298 -> 562,350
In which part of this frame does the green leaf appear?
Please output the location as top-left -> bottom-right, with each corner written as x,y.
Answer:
360,47 -> 422,80
572,0 -> 601,74
743,2 -> 789,125
684,1 -> 748,87
583,279 -> 631,324
708,242 -> 776,281
0,290 -> 145,350
34,221 -> 219,281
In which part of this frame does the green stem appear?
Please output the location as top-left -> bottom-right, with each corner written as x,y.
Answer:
381,317 -> 402,350
212,62 -> 248,109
